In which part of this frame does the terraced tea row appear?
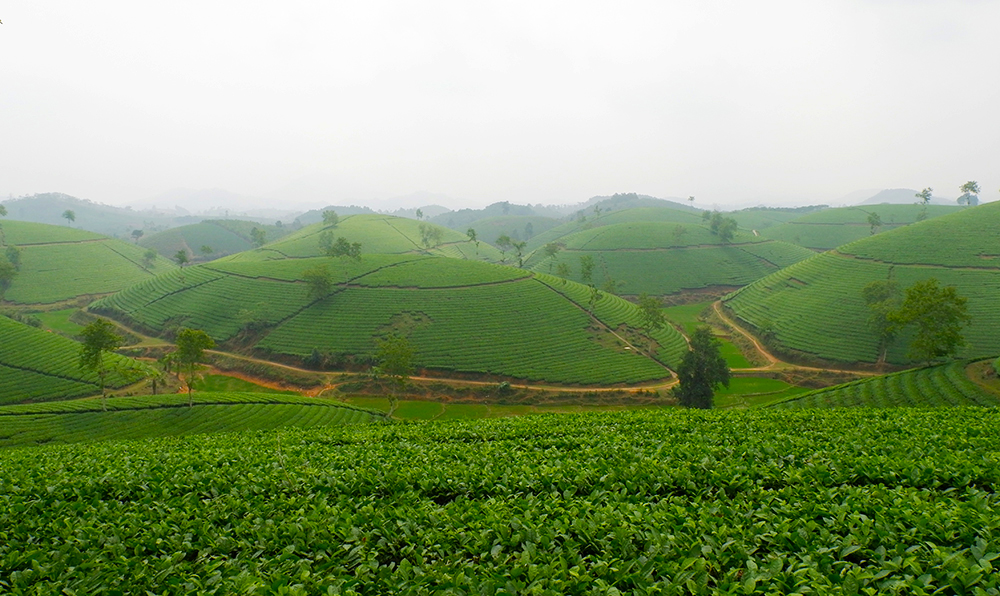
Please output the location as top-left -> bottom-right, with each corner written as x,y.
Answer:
0,316 -> 151,405
775,360 -> 1000,408
93,256 -> 686,384
761,205 -> 960,250
528,221 -> 812,296
724,202 -> 1000,365
2,409 -> 998,593
0,393 -> 380,448
0,220 -> 175,304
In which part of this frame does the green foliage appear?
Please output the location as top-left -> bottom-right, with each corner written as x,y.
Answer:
0,259 -> 14,300
173,249 -> 189,266
889,278 -> 971,363
777,360 -> 998,408
320,231 -> 362,259
0,392 -> 378,448
867,211 -> 882,235
725,202 -> 1000,365
78,318 -> 124,404
761,204 -> 960,249
301,263 -> 332,300
0,316 -> 148,405
676,327 -> 730,408
4,409 -> 1000,592
175,328 -> 216,401
861,278 -> 901,362
418,223 -> 444,249
375,334 -> 415,416
958,181 -> 980,206
4,245 -> 21,270
322,210 -> 339,226
249,227 -> 266,248
62,209 -> 75,224
579,254 -> 594,283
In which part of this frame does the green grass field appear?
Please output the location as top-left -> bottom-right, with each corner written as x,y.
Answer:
760,204 -> 960,249
773,360 -> 1000,408
527,222 -> 814,296
192,374 -> 298,394
0,392 -> 381,448
713,377 -> 810,408
661,302 -> 753,369
33,308 -> 85,336
3,408 -> 999,593
93,255 -> 688,385
724,201 -> 1000,365
0,316 -> 152,405
0,220 -> 176,304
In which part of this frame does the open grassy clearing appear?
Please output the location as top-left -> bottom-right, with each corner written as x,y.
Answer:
231,213 -> 502,262
0,220 -> 176,305
724,201 -> 1000,366
33,308 -> 85,336
760,204 -> 960,250
0,392 -> 381,448
773,360 -> 1000,408
92,256 -> 688,385
661,302 -> 753,369
0,316 -> 151,406
2,408 -> 999,593
527,222 -> 813,296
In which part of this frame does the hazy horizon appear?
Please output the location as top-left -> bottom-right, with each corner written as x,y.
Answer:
2,1 -> 998,211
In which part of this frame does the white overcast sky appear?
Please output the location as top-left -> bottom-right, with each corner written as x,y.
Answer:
2,0 -> 998,210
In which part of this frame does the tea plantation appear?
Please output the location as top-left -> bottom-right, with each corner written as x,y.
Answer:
2,408 -> 999,594
0,220 -> 176,304
760,204 -> 960,250
526,206 -> 706,250
528,222 -> 814,296
724,201 -> 1000,365
0,316 -> 151,405
140,219 -> 293,260
0,392 -> 381,448
775,360 -> 1000,408
240,214 -> 502,262
92,255 -> 688,384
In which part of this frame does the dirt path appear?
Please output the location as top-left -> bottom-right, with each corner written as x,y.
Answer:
711,301 -> 880,377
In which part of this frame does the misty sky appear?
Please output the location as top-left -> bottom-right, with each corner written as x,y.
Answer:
2,1 -> 998,210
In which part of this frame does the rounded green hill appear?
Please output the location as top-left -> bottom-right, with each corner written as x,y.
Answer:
724,201 -> 1000,365
760,204 -> 961,250
92,254 -> 687,385
0,220 -> 176,305
237,213 -> 502,262
527,221 -> 814,296
139,220 -> 292,261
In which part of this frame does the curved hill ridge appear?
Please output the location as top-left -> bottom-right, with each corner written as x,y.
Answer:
139,219 -> 292,261
234,213 -> 502,262
526,207 -> 705,251
0,220 -> 176,305
0,315 -> 152,405
92,255 -> 687,385
761,204 -> 961,250
724,201 -> 1000,365
527,221 -> 814,296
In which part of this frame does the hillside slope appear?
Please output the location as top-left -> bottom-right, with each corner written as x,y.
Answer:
0,220 -> 176,305
139,219 -> 292,261
236,214 -> 502,262
0,316 -> 151,405
527,222 -> 814,296
724,201 -> 1000,365
760,204 -> 960,250
92,255 -> 687,384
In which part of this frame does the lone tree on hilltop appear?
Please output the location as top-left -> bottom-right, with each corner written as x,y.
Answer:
675,326 -> 730,409
958,181 -> 980,207
62,209 -> 75,226
322,210 -> 339,226
174,250 -> 189,267
374,334 -> 414,418
889,278 -> 970,365
79,318 -> 123,410
915,188 -> 932,221
861,278 -> 902,366
175,328 -> 215,405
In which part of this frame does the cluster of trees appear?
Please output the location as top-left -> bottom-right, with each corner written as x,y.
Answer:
704,211 -> 738,243
495,234 -> 527,267
863,277 -> 970,365
79,319 -> 215,408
